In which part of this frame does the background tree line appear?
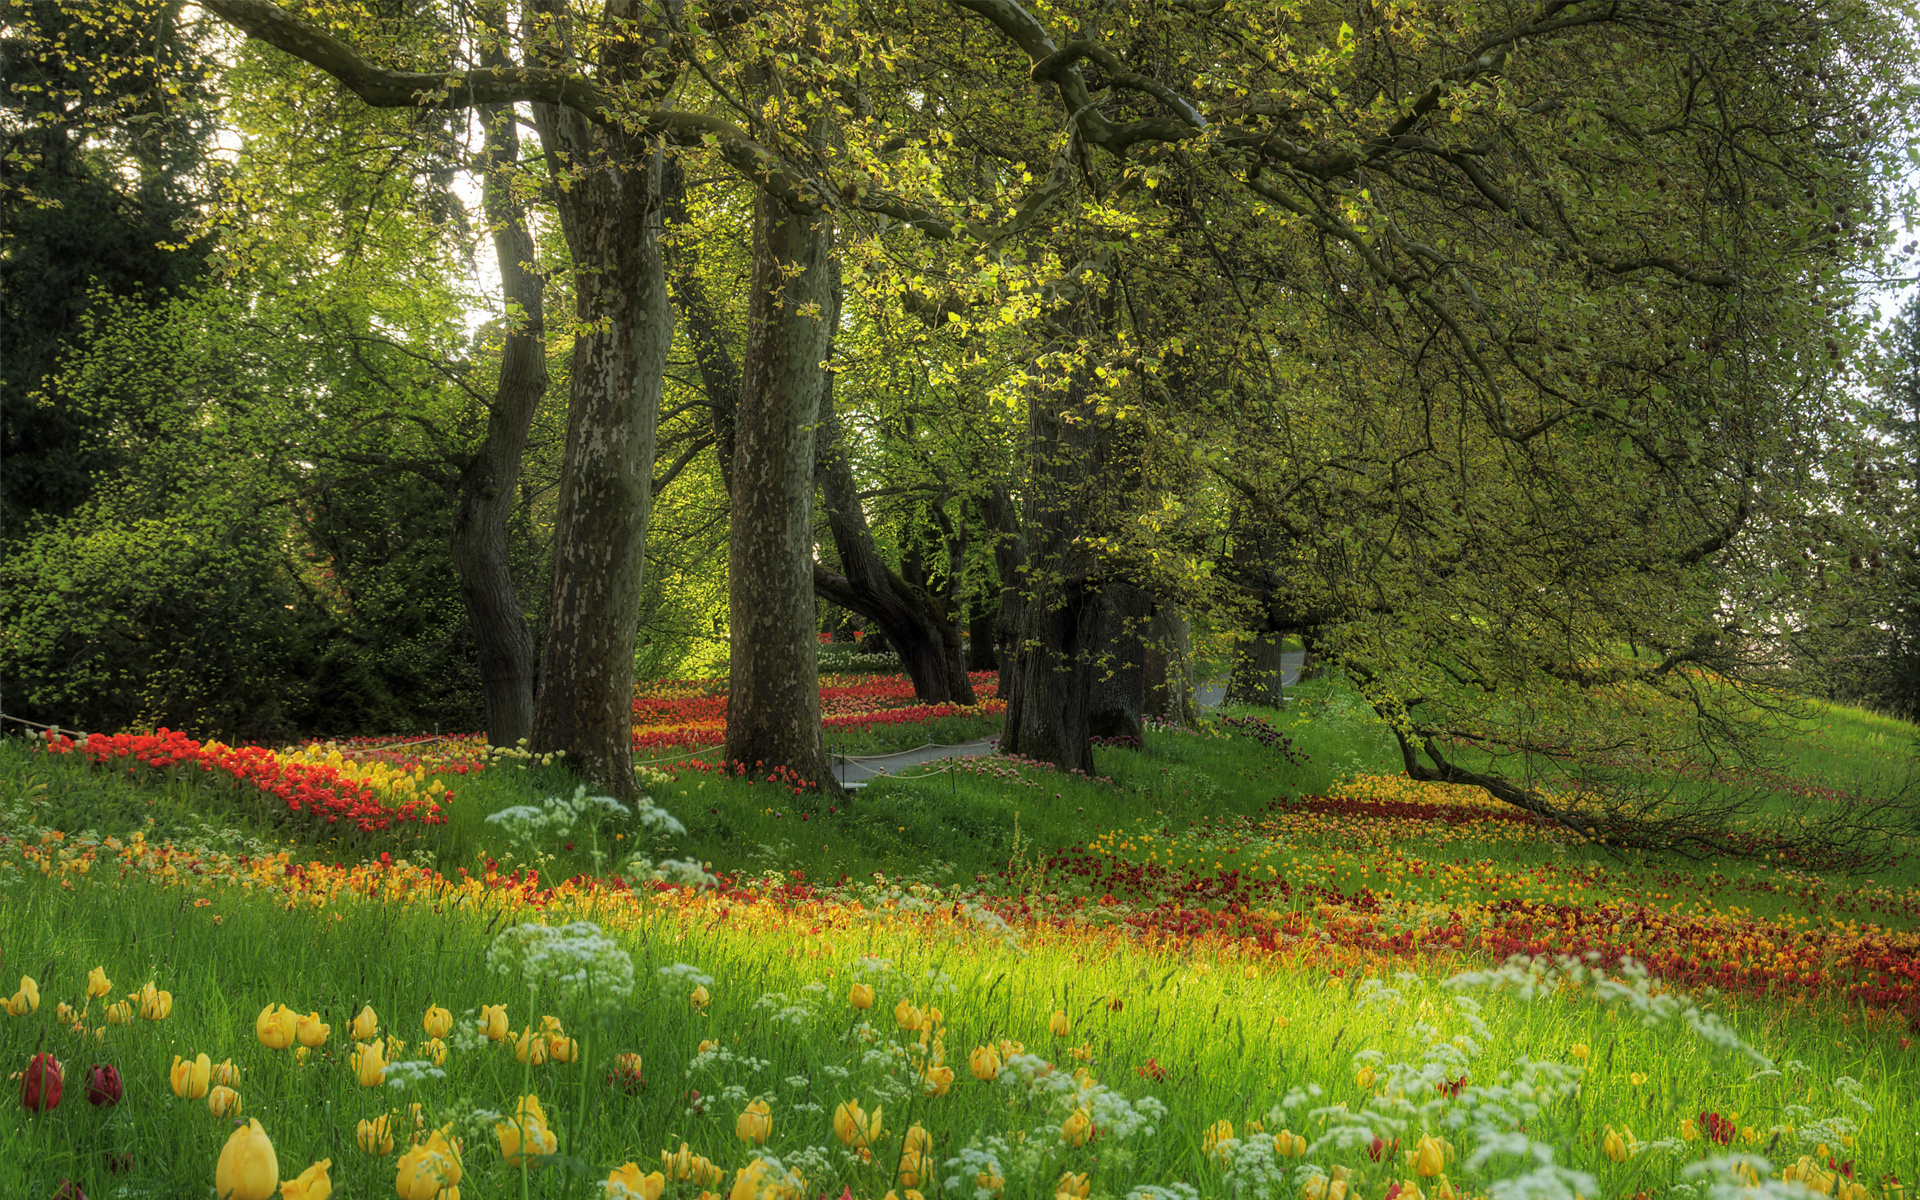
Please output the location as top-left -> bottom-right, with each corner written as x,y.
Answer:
4,0 -> 1918,838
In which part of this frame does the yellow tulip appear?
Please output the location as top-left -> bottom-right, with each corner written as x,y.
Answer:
663,1143 -> 696,1181
208,1084 -> 243,1117
105,1000 -> 134,1025
549,1034 -> 579,1063
1414,1135 -> 1451,1177
496,1094 -> 557,1167
215,1118 -> 280,1200
1303,1174 -> 1348,1200
832,1099 -> 883,1148
688,1154 -> 723,1188
1274,1130 -> 1308,1156
281,1158 -> 333,1200
1601,1126 -> 1629,1163
969,1045 -> 1002,1081
357,1115 -> 395,1156
478,1004 -> 508,1042
1680,1117 -> 1699,1142
1202,1118 -> 1233,1161
394,1127 -> 462,1200
1057,1173 -> 1091,1199
514,1027 -> 549,1065
6,975 -> 40,1016
606,1162 -> 667,1200
1060,1107 -> 1093,1148
171,1052 -> 212,1099
921,1064 -> 954,1097
422,1006 -> 452,1039
894,998 -> 923,1032
135,982 -> 172,1020
903,1124 -> 932,1158
1049,1010 -> 1070,1038
976,1169 -> 1005,1197
351,1004 -> 379,1041
736,1098 -> 772,1144
997,1038 -> 1025,1059
849,983 -> 875,1009
86,966 -> 112,998
689,984 -> 709,1010
1569,1043 -> 1590,1062
1355,1066 -> 1376,1090
1629,1071 -> 1648,1087
729,1158 -> 804,1200
425,1038 -> 448,1066
352,1040 -> 387,1087
295,1012 -> 328,1048
212,1058 -> 241,1087
256,1004 -> 298,1050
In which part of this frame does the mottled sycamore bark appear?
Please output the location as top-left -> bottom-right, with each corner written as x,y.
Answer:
1088,583 -> 1151,742
997,366 -> 1107,776
525,95 -> 670,797
725,192 -> 841,795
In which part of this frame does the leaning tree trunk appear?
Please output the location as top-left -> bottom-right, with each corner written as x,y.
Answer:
661,154 -> 741,492
1088,582 -> 1151,742
725,192 -> 842,796
814,377 -> 976,706
526,107 -> 670,797
448,96 -> 545,749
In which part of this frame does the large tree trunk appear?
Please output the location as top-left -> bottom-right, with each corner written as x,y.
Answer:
998,362 -> 1109,775
1144,605 -> 1199,727
1297,642 -> 1328,682
1226,632 -> 1288,708
1088,582 -> 1151,742
448,96 -> 544,749
725,192 -> 841,795
814,385 -> 976,706
967,602 -> 997,671
1223,498 -> 1290,710
526,103 -> 669,797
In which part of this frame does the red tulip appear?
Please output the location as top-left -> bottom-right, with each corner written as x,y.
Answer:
21,1052 -> 62,1112
86,1064 -> 122,1107
106,1153 -> 134,1174
52,1181 -> 86,1200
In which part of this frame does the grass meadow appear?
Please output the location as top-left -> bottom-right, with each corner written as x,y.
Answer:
1,671 -> 1916,1199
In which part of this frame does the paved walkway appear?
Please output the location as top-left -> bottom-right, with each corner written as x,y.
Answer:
829,736 -> 1000,788
829,651 -> 1306,788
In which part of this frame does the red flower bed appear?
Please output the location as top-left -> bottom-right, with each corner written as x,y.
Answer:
40,729 -> 445,832
630,672 -> 1002,752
